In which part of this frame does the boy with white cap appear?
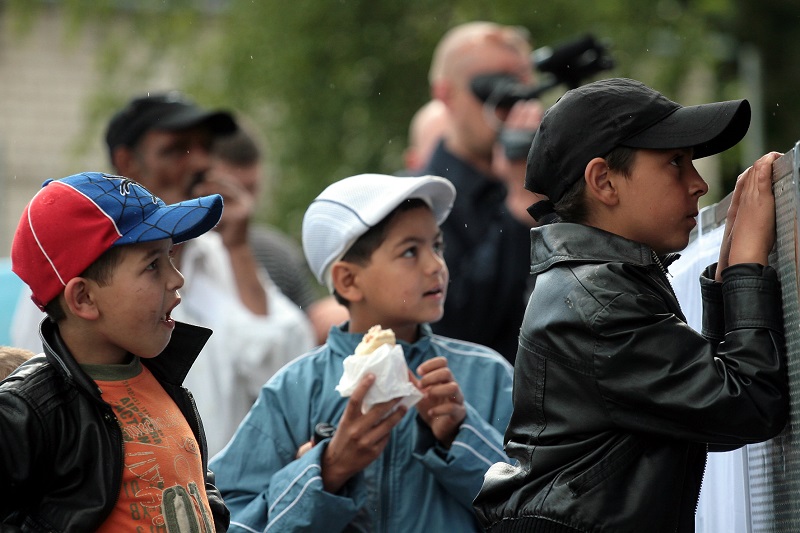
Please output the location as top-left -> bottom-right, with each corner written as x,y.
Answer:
210,173 -> 514,532
1,172 -> 229,531
474,78 -> 789,531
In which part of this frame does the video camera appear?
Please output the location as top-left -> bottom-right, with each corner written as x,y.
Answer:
471,34 -> 615,160
470,33 -> 615,108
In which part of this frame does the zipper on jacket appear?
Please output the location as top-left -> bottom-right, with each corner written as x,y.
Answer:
694,444 -> 709,516
651,251 -> 679,303
102,408 -> 125,524
380,431 -> 395,531
185,389 -> 209,468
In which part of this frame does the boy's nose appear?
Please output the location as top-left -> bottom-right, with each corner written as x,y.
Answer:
690,166 -> 709,197
169,264 -> 185,291
426,250 -> 446,274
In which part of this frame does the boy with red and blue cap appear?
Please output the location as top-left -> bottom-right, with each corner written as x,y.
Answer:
1,172 -> 229,531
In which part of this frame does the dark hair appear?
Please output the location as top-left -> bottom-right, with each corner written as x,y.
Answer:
554,145 -> 637,224
333,198 -> 429,306
43,245 -> 128,322
212,128 -> 261,167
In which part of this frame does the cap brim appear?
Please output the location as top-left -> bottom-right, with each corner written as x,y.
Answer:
622,99 -> 750,159
158,108 -> 238,136
399,176 -> 456,226
116,194 -> 223,246
306,174 -> 455,292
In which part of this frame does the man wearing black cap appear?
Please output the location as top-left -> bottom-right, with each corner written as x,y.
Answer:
474,78 -> 789,531
12,92 -> 315,456
105,92 -> 238,206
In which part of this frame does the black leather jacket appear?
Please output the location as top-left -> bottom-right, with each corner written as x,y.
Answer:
474,223 -> 789,533
0,319 -> 230,532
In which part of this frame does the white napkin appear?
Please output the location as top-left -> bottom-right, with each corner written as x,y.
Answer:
335,344 -> 423,414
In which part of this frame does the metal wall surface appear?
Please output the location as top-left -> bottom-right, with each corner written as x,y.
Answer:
693,145 -> 800,531
749,145 -> 800,532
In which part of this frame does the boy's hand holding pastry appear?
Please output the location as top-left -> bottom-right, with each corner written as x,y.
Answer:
322,373 -> 406,493
336,326 -> 422,413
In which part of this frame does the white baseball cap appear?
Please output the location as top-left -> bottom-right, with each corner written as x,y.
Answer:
302,173 -> 456,292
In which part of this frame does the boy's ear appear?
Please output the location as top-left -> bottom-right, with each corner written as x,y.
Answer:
584,157 -> 619,207
330,261 -> 363,304
62,278 -> 100,321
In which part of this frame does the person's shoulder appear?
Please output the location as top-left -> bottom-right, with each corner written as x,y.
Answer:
0,355 -> 72,409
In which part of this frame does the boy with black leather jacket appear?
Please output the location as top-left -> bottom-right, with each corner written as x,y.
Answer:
1,172 -> 229,531
474,78 -> 789,532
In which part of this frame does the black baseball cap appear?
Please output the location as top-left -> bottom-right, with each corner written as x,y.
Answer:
525,78 -> 751,206
105,92 -> 238,158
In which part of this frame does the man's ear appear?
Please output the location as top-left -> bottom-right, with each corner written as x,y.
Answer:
431,80 -> 454,110
330,261 -> 363,304
584,157 -> 619,207
111,146 -> 139,178
62,278 -> 100,321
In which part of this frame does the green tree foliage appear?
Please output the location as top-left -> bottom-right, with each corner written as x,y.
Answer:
733,0 -> 800,156
11,0 -> 799,237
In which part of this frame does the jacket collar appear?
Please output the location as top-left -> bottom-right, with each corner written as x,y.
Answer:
530,223 -> 680,274
39,319 -> 211,400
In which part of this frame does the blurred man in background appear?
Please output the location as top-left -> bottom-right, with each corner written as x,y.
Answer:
209,127 -> 348,344
422,22 -> 544,363
402,99 -> 450,175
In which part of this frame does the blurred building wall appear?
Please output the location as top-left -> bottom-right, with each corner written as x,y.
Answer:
0,6 -> 182,256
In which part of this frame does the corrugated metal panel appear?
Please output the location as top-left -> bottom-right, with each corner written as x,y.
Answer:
693,145 -> 800,531
749,145 -> 800,532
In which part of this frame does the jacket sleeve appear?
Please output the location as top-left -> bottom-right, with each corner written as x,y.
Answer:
596,263 -> 788,444
411,355 -> 514,510
699,263 -> 725,343
412,403 -> 509,510
204,468 -> 230,532
0,388 -> 41,518
210,384 -> 364,533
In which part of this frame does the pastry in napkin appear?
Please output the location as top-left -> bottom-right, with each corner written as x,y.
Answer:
336,325 -> 423,413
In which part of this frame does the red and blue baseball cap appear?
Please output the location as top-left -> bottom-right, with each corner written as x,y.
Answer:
11,172 -> 223,310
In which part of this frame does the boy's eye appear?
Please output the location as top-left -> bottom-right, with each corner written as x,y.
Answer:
401,246 -> 418,258
434,239 -> 445,255
145,259 -> 159,271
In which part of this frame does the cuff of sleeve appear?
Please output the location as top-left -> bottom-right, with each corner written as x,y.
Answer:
413,414 -> 453,461
721,263 -> 782,331
312,440 -> 366,501
700,263 -> 725,341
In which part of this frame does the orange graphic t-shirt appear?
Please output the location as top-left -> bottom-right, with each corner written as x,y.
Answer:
82,357 -> 215,532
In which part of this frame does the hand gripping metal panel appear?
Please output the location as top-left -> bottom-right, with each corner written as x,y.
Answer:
690,145 -> 799,531
747,144 -> 800,532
